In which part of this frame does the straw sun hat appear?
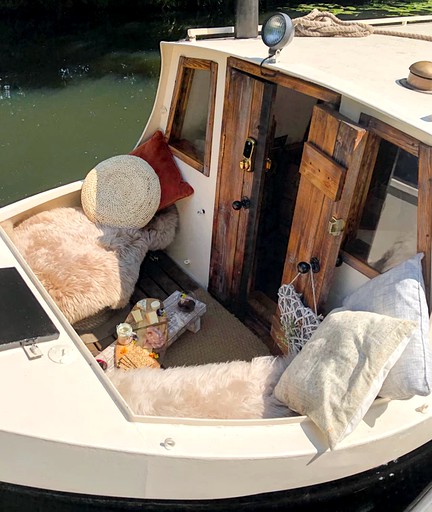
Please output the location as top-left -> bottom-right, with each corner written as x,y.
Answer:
81,155 -> 161,228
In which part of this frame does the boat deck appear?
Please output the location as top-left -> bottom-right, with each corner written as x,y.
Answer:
78,250 -> 202,354
133,251 -> 201,303
78,250 -> 279,359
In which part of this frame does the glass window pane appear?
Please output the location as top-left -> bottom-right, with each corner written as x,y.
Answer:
176,69 -> 210,162
345,140 -> 418,272
167,58 -> 216,175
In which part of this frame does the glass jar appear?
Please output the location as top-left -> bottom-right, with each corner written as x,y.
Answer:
116,323 -> 133,346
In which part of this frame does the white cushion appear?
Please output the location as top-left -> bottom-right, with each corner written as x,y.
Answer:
342,253 -> 432,399
274,310 -> 415,449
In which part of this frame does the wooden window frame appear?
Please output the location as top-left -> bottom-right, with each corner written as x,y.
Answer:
342,114 -> 432,299
226,57 -> 341,105
165,56 -> 218,176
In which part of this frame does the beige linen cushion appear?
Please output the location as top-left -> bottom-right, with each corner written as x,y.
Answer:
81,155 -> 161,228
274,310 -> 415,449
342,253 -> 431,399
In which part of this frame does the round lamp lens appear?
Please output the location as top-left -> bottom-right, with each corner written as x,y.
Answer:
263,15 -> 286,47
262,13 -> 294,51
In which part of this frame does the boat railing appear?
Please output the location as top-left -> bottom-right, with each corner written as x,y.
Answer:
186,26 -> 236,41
186,14 -> 432,41
361,14 -> 432,26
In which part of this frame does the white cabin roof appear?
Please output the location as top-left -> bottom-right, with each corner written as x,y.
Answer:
176,19 -> 432,145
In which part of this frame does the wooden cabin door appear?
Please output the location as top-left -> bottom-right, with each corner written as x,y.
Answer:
279,103 -> 369,312
209,66 -> 276,315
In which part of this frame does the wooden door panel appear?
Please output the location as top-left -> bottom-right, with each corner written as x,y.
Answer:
232,79 -> 266,301
301,142 -> 346,201
281,104 -> 369,311
209,69 -> 252,304
209,68 -> 273,308
233,81 -> 276,315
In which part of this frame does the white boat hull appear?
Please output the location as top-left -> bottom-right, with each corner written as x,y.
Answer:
0,183 -> 431,506
2,12 -> 432,508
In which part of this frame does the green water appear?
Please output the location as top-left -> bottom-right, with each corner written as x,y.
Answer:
0,56 -> 159,206
1,3 -> 432,207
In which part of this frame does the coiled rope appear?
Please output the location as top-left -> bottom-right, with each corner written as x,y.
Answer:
292,9 -> 432,42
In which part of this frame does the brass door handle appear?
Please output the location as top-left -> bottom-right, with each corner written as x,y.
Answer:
240,137 -> 256,172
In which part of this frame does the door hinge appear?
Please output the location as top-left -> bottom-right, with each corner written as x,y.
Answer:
328,216 -> 345,237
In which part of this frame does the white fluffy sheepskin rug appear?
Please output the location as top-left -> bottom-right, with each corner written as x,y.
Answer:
9,206 -> 178,325
110,355 -> 297,419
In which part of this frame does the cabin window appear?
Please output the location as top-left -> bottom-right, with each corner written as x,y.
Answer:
344,124 -> 420,274
165,56 -> 218,176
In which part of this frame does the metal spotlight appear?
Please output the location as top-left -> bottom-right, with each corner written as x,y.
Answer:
261,13 -> 294,63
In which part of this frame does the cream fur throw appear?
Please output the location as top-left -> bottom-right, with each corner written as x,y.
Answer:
110,356 -> 297,419
9,206 -> 178,325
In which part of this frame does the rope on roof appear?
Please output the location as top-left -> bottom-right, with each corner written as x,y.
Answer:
293,10 -> 432,42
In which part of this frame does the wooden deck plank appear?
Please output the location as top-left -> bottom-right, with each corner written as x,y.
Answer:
149,251 -> 201,292
79,250 -> 273,360
141,257 -> 182,296
135,274 -> 168,300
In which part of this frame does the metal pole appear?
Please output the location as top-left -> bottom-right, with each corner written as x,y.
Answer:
235,0 -> 258,39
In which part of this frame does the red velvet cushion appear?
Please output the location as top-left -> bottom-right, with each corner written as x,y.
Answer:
130,130 -> 194,211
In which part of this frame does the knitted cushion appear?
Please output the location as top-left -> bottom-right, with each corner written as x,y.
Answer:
81,155 -> 161,228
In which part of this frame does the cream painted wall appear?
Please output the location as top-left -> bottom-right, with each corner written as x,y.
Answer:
138,43 -> 229,289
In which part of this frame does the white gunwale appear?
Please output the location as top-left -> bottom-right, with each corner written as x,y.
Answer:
1,13 -> 432,504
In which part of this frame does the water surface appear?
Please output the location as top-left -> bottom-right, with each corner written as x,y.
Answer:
2,4 -> 432,206
0,52 -> 159,206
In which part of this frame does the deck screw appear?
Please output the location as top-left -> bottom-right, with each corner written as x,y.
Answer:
162,438 -> 176,450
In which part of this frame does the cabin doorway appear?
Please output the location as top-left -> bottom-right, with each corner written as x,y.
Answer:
209,57 -> 367,345
250,87 -> 317,307
209,60 -> 318,327
210,58 -> 432,348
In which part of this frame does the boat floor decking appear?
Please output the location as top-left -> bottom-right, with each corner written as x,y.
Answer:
77,250 -> 278,359
77,250 -> 202,355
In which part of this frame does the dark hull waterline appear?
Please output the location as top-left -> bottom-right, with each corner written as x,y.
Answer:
1,440 -> 431,512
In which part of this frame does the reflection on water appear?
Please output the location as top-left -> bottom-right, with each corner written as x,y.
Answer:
0,56 -> 159,207
0,22 -> 160,206
0,13 -> 226,207
2,5 -> 432,207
